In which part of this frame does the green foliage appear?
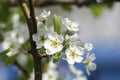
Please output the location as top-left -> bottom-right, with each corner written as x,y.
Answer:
53,15 -> 61,34
12,8 -> 26,23
90,3 -> 113,17
91,4 -> 103,17
53,52 -> 62,63
3,22 -> 13,32
61,5 -> 72,12
0,49 -> 18,66
25,54 -> 34,72
0,0 -> 11,23
5,54 -> 18,66
0,48 -> 11,56
19,39 -> 30,51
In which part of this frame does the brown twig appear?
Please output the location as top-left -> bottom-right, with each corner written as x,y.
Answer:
18,0 -> 42,80
14,60 -> 29,78
11,0 -> 120,7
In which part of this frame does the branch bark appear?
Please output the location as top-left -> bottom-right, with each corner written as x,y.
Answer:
14,61 -> 29,78
11,0 -> 120,7
18,0 -> 42,80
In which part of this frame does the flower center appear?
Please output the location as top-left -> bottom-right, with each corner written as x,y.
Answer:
70,50 -> 77,58
40,35 -> 46,43
51,39 -> 60,48
16,33 -> 20,39
48,74 -> 53,80
68,23 -> 73,29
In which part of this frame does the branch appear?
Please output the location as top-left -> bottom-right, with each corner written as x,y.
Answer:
18,0 -> 42,80
14,61 -> 29,78
11,0 -> 120,7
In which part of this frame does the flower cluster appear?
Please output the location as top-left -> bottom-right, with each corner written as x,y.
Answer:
33,10 -> 96,76
1,13 -> 28,57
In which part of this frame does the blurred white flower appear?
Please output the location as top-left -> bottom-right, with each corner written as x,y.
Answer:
44,32 -> 63,55
62,18 -> 79,31
83,53 -> 97,75
28,69 -> 34,80
69,65 -> 83,76
36,10 -> 51,21
65,45 -> 84,64
84,43 -> 93,51
42,61 -> 59,80
49,61 -> 57,69
2,39 -> 19,57
69,65 -> 87,80
74,76 -> 87,80
65,33 -> 79,46
42,69 -> 59,80
33,30 -> 48,49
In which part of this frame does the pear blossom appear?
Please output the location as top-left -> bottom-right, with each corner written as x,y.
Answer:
74,76 -> 87,80
42,61 -> 59,80
62,18 -> 79,31
33,30 -> 48,49
44,32 -> 64,55
2,39 -> 19,57
65,45 -> 84,64
84,43 -> 93,51
83,53 -> 97,75
42,68 -> 59,80
69,65 -> 83,76
36,10 -> 51,21
65,33 -> 80,46
69,65 -> 87,80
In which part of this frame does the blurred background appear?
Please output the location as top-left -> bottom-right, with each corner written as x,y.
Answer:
0,0 -> 120,80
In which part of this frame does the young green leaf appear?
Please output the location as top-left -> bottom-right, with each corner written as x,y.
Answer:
53,52 -> 62,63
0,48 -> 11,56
5,54 -> 18,66
61,5 -> 72,12
19,39 -> 30,52
53,15 -> 61,34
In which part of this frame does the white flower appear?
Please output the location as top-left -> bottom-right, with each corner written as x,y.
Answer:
36,10 -> 51,21
28,69 -> 34,80
44,32 -> 64,55
62,18 -> 79,31
83,53 -> 97,75
65,45 -> 84,64
42,69 -> 59,80
69,65 -> 87,80
74,76 -> 87,80
65,33 -> 79,46
84,43 -> 93,51
2,39 -> 19,57
69,65 -> 83,76
32,30 -> 48,49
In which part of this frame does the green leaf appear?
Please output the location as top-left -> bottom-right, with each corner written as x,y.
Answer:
0,0 -> 11,23
5,54 -> 18,66
53,52 -> 62,63
0,48 -> 11,56
12,8 -> 26,23
91,4 -> 103,17
53,14 -> 61,34
3,22 -> 13,32
61,5 -> 72,12
106,3 -> 113,8
19,39 -> 30,51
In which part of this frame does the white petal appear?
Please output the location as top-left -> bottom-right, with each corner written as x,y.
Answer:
88,62 -> 97,71
75,56 -> 83,63
46,49 -> 55,55
89,53 -> 96,61
67,58 -> 75,64
32,34 -> 39,42
62,18 -> 71,26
